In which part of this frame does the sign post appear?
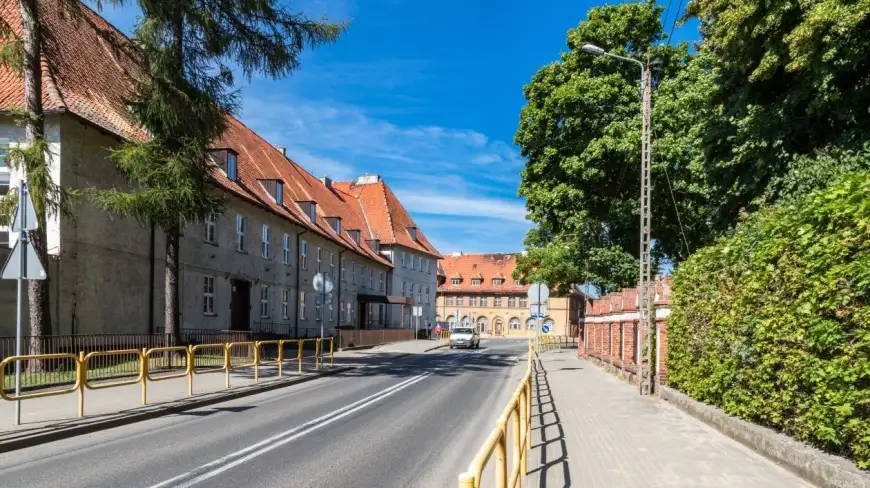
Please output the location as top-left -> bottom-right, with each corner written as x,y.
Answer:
527,282 -> 549,350
312,272 -> 335,345
1,181 -> 46,426
412,305 -> 422,340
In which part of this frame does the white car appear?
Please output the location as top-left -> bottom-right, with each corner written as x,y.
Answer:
449,328 -> 480,349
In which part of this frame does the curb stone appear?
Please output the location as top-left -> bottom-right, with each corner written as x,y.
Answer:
0,366 -> 354,453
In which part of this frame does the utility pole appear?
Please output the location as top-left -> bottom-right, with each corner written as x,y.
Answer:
638,59 -> 654,396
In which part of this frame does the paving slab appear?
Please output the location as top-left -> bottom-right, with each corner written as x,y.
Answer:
527,350 -> 815,488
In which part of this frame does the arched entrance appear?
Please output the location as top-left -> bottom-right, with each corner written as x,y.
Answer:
493,317 -> 504,336
476,316 -> 489,333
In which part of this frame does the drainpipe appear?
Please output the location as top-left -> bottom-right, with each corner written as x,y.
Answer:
337,249 -> 346,327
148,221 -> 155,334
293,229 -> 308,337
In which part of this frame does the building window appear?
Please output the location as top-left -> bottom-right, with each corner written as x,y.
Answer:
235,215 -> 245,252
494,297 -> 502,307
471,279 -> 482,286
416,287 -> 422,304
282,233 -> 291,265
481,297 -> 488,307
368,268 -> 373,289
446,296 -> 454,306
227,152 -> 238,181
451,278 -> 460,285
300,240 -> 308,269
361,265 -> 367,288
341,257 -> 346,280
329,293 -> 334,322
299,291 -> 306,319
470,296 -> 478,307
509,318 -> 521,330
261,224 -> 271,259
204,214 -> 216,243
520,297 -> 528,308
526,318 -> 536,330
378,304 -> 385,324
401,252 -> 406,267
317,247 -> 322,272
281,288 -> 289,319
315,294 -> 322,321
401,282 -> 407,296
514,279 -> 522,286
329,252 -> 335,278
426,285 -> 430,303
417,256 -> 423,271
352,262 -> 356,283
351,301 -> 356,322
260,285 -> 270,318
426,259 -> 431,273
508,297 -> 516,308
493,279 -> 503,286
457,297 -> 464,306
340,300 -> 345,322
203,276 -> 215,315
379,272 -> 384,291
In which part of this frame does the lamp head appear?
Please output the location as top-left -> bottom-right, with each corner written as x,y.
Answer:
581,43 -> 605,55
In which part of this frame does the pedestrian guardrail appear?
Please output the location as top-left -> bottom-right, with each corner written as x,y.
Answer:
440,330 -> 451,341
458,342 -> 534,488
0,337 -> 337,416
537,335 -> 576,352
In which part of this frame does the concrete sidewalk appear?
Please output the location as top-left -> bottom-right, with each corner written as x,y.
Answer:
0,339 -> 441,449
527,350 -> 814,488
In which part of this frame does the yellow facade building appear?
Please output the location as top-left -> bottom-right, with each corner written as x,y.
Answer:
435,252 -> 584,337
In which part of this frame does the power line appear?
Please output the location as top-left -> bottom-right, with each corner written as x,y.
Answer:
665,0 -> 686,47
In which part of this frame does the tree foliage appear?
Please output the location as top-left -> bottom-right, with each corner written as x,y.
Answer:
667,171 -> 870,467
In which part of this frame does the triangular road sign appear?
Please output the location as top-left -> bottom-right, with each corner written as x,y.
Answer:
1,239 -> 46,280
10,184 -> 38,232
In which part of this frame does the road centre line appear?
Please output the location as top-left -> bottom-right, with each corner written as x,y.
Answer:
146,372 -> 431,488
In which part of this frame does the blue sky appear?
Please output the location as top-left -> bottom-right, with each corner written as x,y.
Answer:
95,0 -> 698,255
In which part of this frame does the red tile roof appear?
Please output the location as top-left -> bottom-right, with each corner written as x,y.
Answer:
333,179 -> 441,259
0,0 -> 424,268
438,253 -> 527,294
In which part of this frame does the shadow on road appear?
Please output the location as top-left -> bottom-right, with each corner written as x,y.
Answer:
528,358 -> 571,488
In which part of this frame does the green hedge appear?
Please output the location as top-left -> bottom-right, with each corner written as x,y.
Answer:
668,173 -> 870,468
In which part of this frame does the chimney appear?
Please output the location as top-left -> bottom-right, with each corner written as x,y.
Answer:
320,176 -> 332,189
274,145 -> 287,156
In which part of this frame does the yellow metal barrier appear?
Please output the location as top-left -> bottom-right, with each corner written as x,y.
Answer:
226,341 -> 258,388
298,338 -> 319,372
458,343 -> 535,488
190,343 -> 229,395
0,354 -> 83,417
143,346 -> 192,405
257,340 -> 283,378
81,349 -> 145,416
440,330 -> 451,341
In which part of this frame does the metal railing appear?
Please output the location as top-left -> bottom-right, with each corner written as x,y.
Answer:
536,335 -> 576,352
440,330 -> 451,341
458,342 -> 534,488
336,329 -> 414,349
0,337 -> 336,417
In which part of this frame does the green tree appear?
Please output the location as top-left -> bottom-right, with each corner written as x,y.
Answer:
687,0 -> 870,229
0,1 -> 100,364
90,1 -> 345,342
515,1 -> 708,287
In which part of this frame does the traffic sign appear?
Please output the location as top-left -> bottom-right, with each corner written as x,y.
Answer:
530,313 -> 545,319
527,282 -> 549,304
1,238 -> 45,280
413,305 -> 422,317
313,272 -> 334,293
541,324 -> 551,334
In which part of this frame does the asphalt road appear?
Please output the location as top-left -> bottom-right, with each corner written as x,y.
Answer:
0,338 -> 530,488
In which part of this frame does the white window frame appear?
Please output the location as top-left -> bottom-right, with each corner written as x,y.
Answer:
299,291 -> 307,319
352,262 -> 356,283
203,276 -> 215,315
493,279 -> 503,286
508,297 -> 517,308
261,224 -> 271,259
457,297 -> 464,306
341,257 -> 346,281
379,272 -> 384,292
514,279 -> 522,286
315,294 -> 322,321
329,252 -> 335,278
481,296 -> 488,307
368,268 -> 373,288
236,215 -> 246,252
260,285 -> 270,318
317,247 -> 322,272
300,240 -> 308,269
401,252 -> 406,267
328,292 -> 334,322
401,282 -> 407,296
361,265 -> 367,288
340,300 -> 345,323
204,213 -> 216,243
281,288 -> 290,319
472,279 -> 482,286
451,278 -> 460,285
494,297 -> 502,307
446,296 -> 454,306
282,233 -> 291,265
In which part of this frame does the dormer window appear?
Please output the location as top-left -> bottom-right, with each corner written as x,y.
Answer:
366,239 -> 380,253
493,279 -> 504,286
514,279 -> 521,286
210,148 -> 238,181
260,179 -> 283,205
471,279 -> 482,286
451,278 -> 461,285
347,229 -> 361,245
407,226 -> 417,241
296,201 -> 317,223
325,217 -> 342,235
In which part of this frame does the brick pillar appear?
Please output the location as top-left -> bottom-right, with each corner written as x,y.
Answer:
624,321 -> 636,365
657,317 -> 668,385
578,323 -> 588,358
610,322 -> 619,363
619,321 -> 625,363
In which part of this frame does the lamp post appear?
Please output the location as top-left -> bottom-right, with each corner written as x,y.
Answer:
581,42 -> 654,395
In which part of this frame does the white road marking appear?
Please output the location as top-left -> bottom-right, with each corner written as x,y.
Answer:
146,373 -> 430,488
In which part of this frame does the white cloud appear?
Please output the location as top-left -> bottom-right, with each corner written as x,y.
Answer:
392,191 -> 527,223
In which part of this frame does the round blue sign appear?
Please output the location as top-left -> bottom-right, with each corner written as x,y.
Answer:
541,324 -> 551,334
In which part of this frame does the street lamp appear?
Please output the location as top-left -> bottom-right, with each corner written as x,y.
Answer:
581,42 -> 654,396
